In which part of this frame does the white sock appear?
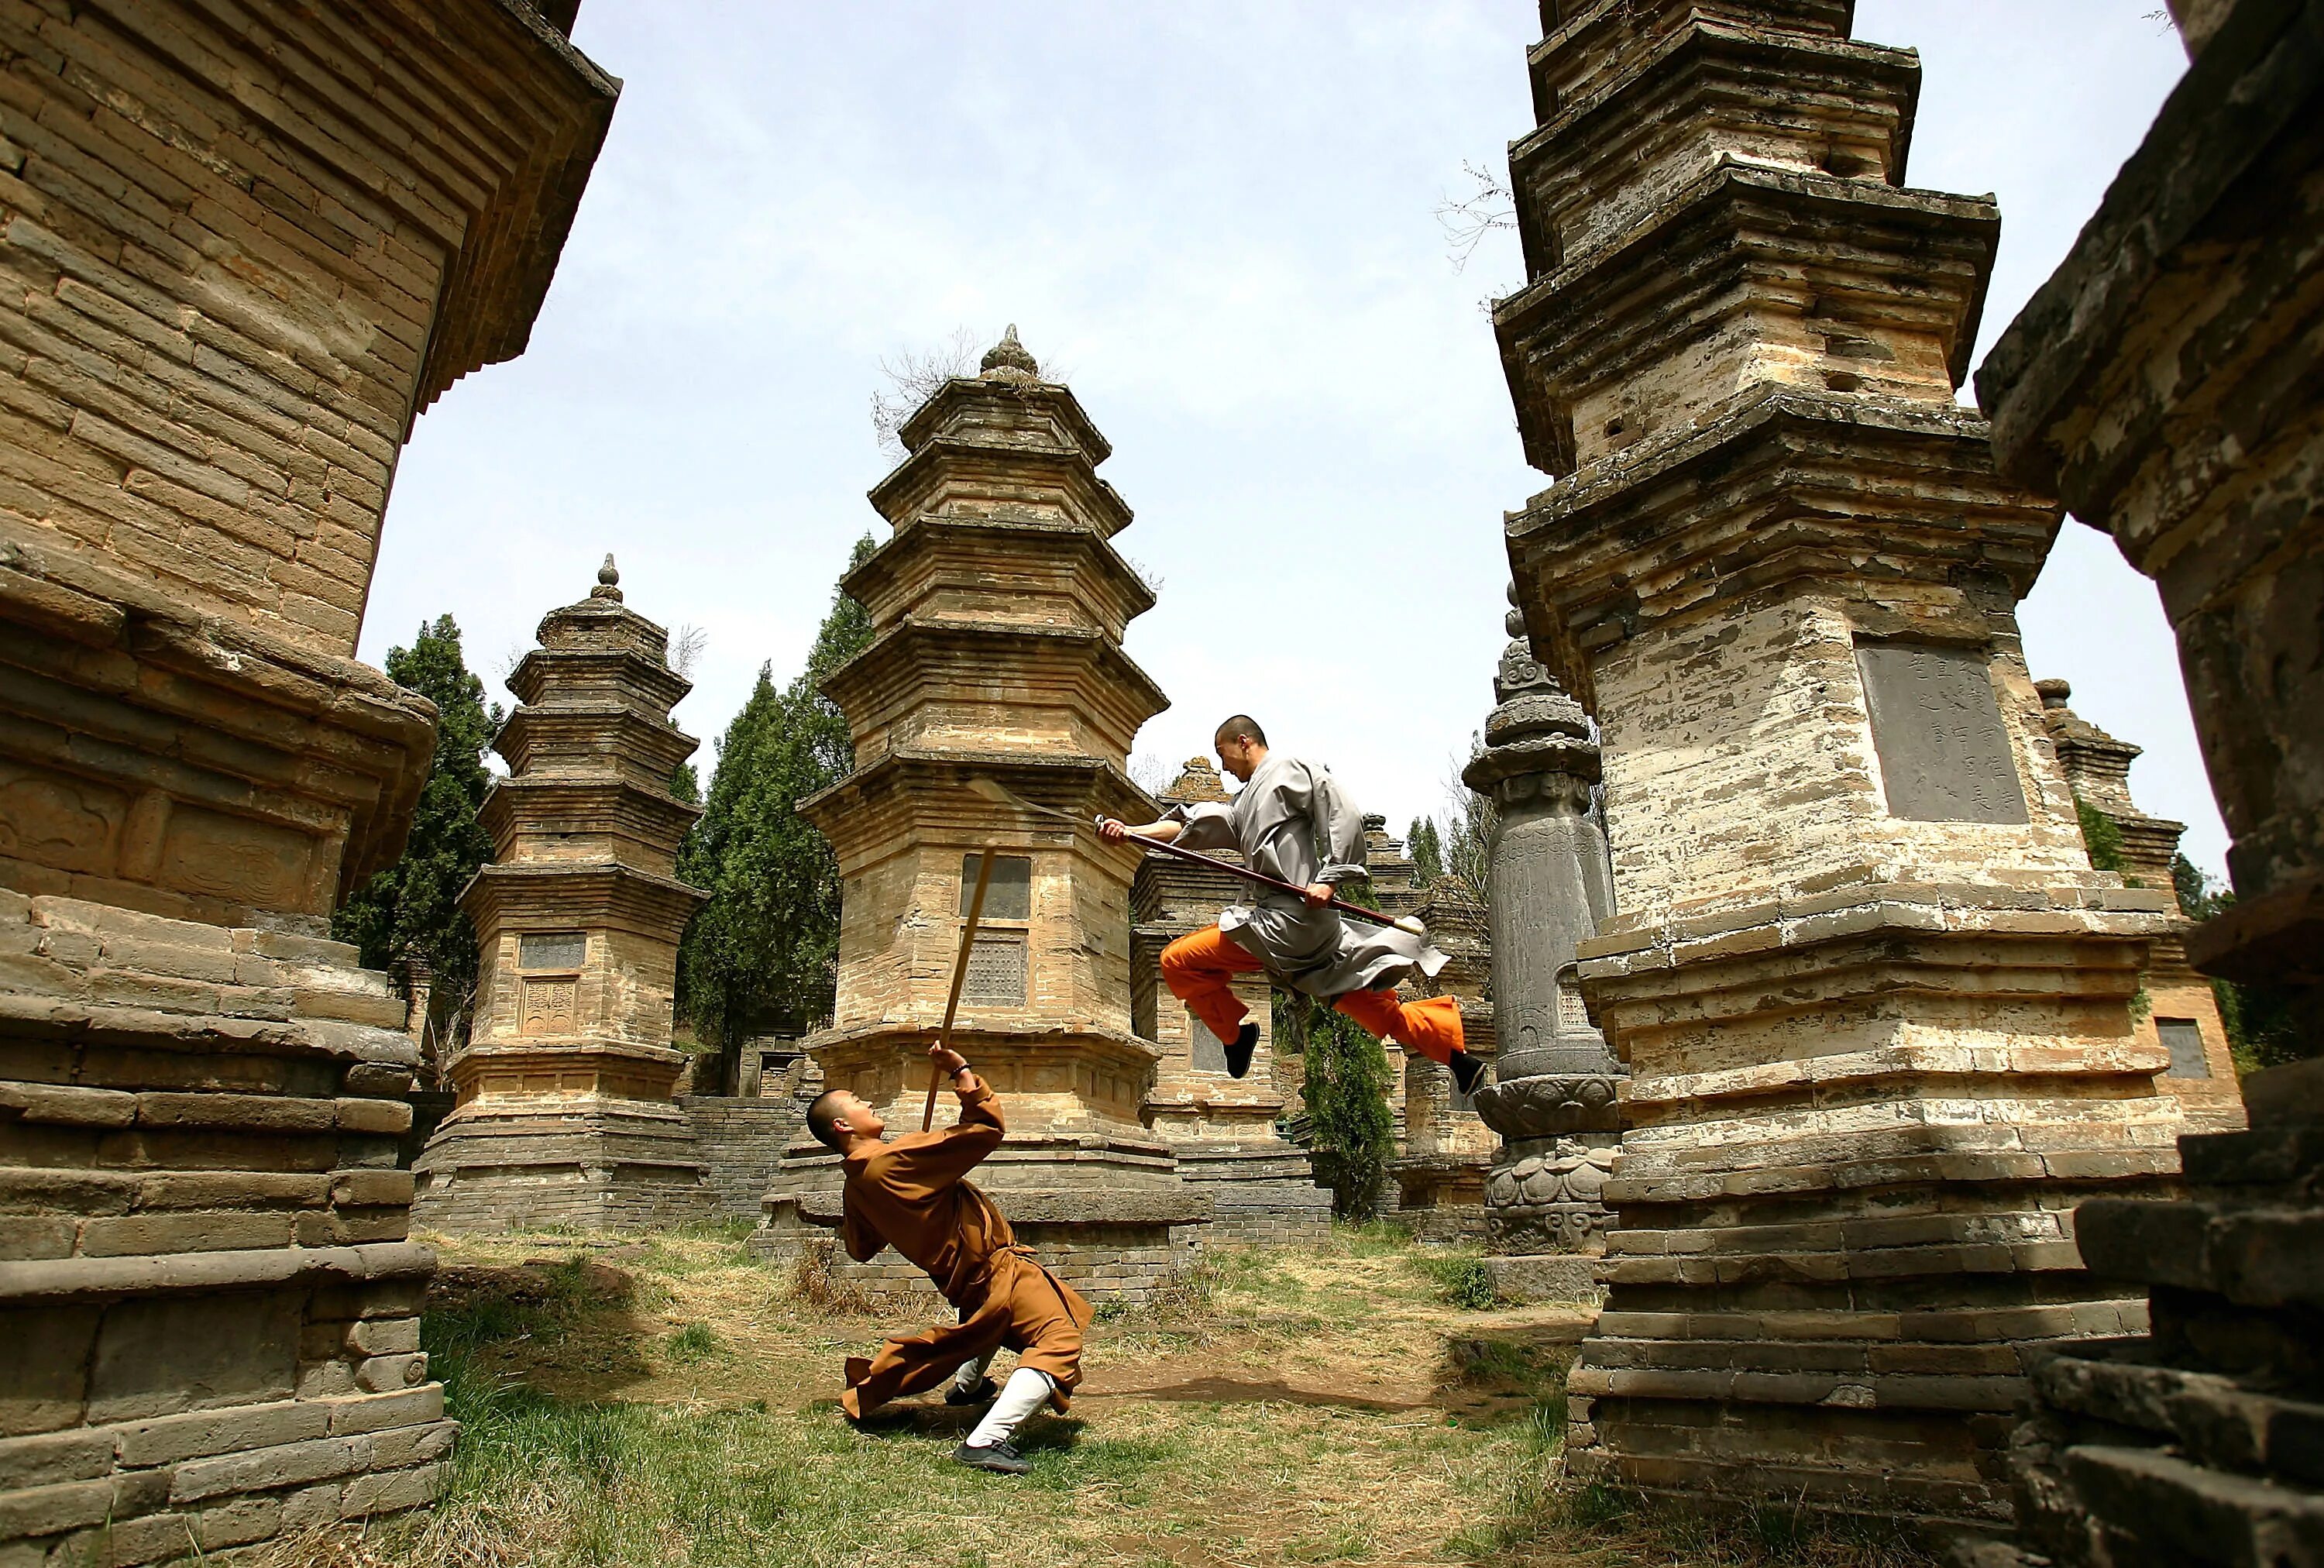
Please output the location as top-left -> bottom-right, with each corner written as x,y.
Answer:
966,1367 -> 1054,1449
952,1350 -> 996,1393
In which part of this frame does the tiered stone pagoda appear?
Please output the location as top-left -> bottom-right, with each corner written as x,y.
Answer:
1463,598 -> 1621,1301
1133,758 -> 1332,1244
414,558 -> 713,1230
757,329 -> 1207,1303
1490,1 -> 2183,1524
1979,0 -> 2324,1553
2037,679 -> 2243,1130
0,2 -> 613,1553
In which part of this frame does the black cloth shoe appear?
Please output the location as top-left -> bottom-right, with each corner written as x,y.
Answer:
945,1377 -> 999,1407
1226,1021 -> 1258,1079
1449,1050 -> 1487,1097
954,1439 -> 1032,1475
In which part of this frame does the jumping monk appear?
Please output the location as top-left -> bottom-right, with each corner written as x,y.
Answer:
1098,715 -> 1485,1095
808,1042 -> 1093,1475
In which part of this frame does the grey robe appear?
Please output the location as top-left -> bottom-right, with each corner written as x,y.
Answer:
1164,752 -> 1447,999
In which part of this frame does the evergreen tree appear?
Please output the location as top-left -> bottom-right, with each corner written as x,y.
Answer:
334,615 -> 502,1031
677,537 -> 877,1078
2170,853 -> 2311,1072
1408,817 -> 1444,886
1287,992 -> 1394,1219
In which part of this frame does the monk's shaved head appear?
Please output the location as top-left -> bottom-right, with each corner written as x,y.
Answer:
806,1089 -> 850,1151
1215,714 -> 1267,748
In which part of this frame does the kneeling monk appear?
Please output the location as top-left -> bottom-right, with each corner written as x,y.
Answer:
1098,714 -> 1486,1095
807,1044 -> 1093,1475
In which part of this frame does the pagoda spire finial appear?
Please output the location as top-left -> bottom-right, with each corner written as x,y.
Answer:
979,323 -> 1040,382
591,552 -> 622,601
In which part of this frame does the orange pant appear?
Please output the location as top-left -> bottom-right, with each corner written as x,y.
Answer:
1157,924 -> 1464,1066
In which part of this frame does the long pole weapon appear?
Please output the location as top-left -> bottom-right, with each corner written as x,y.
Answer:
961,775 -> 1425,937
923,847 -> 996,1132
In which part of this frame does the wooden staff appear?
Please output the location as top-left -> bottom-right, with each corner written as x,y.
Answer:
924,847 -> 996,1131
961,775 -> 1424,937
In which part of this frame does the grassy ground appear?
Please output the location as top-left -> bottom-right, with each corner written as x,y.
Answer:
258,1222 -> 1928,1568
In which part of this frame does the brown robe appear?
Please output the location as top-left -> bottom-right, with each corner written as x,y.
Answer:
836,1081 -> 1092,1421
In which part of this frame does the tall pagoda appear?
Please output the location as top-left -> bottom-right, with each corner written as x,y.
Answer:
1491,0 -> 2182,1525
414,558 -> 711,1229
759,330 -> 1205,1302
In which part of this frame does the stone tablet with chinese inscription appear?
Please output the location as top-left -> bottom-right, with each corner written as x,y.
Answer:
1857,641 -> 2030,824
961,854 -> 1033,921
1188,1013 -> 1230,1073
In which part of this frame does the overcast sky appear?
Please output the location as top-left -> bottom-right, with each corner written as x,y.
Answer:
362,2 -> 2225,879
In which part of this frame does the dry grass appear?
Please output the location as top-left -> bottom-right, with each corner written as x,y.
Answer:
247,1224 -> 1930,1568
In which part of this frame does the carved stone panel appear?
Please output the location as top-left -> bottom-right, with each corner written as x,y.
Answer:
964,930 -> 1028,1007
960,854 -> 1032,921
1856,641 -> 2030,824
521,978 -> 579,1036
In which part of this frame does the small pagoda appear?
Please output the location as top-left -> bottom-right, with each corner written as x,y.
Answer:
414,558 -> 712,1229
758,330 -> 1206,1302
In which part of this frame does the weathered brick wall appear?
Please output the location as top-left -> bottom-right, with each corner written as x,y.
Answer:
0,892 -> 453,1557
0,0 -> 608,658
679,1096 -> 801,1222
0,2 -> 614,1555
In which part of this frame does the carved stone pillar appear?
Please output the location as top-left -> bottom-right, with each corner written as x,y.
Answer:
1465,600 -> 1620,1301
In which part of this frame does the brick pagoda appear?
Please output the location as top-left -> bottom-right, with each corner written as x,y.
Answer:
0,1 -> 615,1554
757,329 -> 1206,1303
414,559 -> 711,1230
2036,679 -> 2242,1130
1491,0 -> 2182,1525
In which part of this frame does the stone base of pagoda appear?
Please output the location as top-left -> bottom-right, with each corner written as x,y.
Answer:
1563,885 -> 2183,1527
412,1040 -> 712,1232
1147,1081 -> 1333,1246
752,1021 -> 1213,1301
1475,1075 -> 1622,1303
2008,1059 -> 2324,1567
1393,1154 -> 1490,1243
1169,1140 -> 1334,1246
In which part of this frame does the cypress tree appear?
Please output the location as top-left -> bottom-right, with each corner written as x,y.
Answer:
334,615 -> 501,1027
1408,817 -> 1444,885
677,537 -> 877,1075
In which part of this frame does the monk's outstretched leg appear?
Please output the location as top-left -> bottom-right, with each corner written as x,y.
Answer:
1160,926 -> 1267,1078
1332,989 -> 1484,1093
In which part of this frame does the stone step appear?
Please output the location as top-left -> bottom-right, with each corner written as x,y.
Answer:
2030,1344 -> 2324,1489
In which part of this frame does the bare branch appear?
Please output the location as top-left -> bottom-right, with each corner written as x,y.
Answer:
669,623 -> 709,679
1434,159 -> 1516,274
870,327 -> 983,457
1128,751 -> 1173,798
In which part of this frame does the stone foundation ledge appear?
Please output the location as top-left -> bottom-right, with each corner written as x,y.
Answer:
1597,1300 -> 2144,1344
0,1391 -> 455,1563
1620,1040 -> 2177,1112
1578,892 -> 2170,982
1481,1253 -> 1604,1304
2015,1338 -> 2324,1566
1563,1405 -> 2015,1527
2,895 -> 417,1049
1600,1135 -> 2183,1205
